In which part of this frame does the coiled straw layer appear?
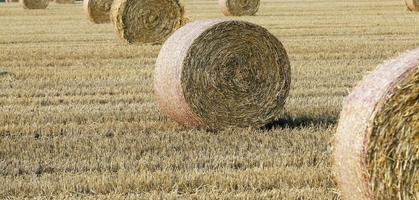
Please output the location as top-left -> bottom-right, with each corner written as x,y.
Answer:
154,20 -> 291,130
21,0 -> 49,9
405,0 -> 419,11
111,0 -> 185,44
335,48 -> 419,200
219,0 -> 260,16
84,0 -> 113,24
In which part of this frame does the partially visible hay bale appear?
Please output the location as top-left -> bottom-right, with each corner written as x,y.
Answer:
84,0 -> 113,24
154,20 -> 291,130
219,0 -> 260,16
21,0 -> 49,9
54,0 -> 74,3
335,48 -> 419,200
111,0 -> 185,44
405,0 -> 419,11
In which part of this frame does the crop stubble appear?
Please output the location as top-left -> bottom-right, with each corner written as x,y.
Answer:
0,0 -> 418,199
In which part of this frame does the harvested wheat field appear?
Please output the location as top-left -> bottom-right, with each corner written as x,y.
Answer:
0,0 -> 418,199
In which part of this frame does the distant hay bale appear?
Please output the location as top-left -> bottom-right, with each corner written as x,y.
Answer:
154,20 -> 291,130
334,48 -> 419,200
111,0 -> 185,44
21,0 -> 49,9
54,0 -> 74,3
84,0 -> 113,24
219,0 -> 260,16
405,0 -> 419,11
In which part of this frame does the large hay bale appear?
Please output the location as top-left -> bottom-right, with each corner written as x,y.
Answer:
111,0 -> 185,44
405,0 -> 419,11
54,0 -> 74,3
21,0 -> 49,9
154,20 -> 291,130
218,0 -> 260,16
84,0 -> 113,24
335,48 -> 419,200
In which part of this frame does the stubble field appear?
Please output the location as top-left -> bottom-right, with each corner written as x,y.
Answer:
0,0 -> 418,199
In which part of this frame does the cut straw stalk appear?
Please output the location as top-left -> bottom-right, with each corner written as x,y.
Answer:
21,0 -> 49,9
84,0 -> 113,24
335,48 -> 419,200
219,0 -> 260,16
111,0 -> 185,44
154,20 -> 291,130
405,0 -> 419,11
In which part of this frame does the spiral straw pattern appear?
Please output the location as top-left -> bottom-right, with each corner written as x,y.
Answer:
84,0 -> 113,24
154,20 -> 291,130
405,0 -> 419,11
111,0 -> 185,44
335,48 -> 419,200
219,0 -> 260,16
21,0 -> 49,9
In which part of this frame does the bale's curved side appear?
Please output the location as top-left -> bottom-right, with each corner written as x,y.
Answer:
111,0 -> 185,44
405,0 -> 419,11
218,0 -> 260,16
21,0 -> 49,9
84,0 -> 113,24
335,48 -> 419,200
154,20 -> 221,128
154,20 -> 291,130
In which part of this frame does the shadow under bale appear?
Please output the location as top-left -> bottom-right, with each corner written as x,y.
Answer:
263,115 -> 338,130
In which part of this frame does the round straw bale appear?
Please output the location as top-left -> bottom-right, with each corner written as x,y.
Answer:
334,48 -> 419,200
111,0 -> 185,44
154,20 -> 291,130
219,0 -> 260,16
54,0 -> 74,3
405,0 -> 419,11
21,0 -> 49,9
84,0 -> 113,24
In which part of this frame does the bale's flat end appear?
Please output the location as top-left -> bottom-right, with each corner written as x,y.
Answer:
111,0 -> 185,44
21,0 -> 49,9
218,0 -> 260,16
84,0 -> 113,24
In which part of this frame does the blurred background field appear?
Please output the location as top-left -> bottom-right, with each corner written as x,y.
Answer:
0,0 -> 418,199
